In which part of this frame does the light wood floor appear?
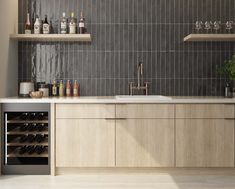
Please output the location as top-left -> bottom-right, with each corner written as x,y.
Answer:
1,173 -> 235,189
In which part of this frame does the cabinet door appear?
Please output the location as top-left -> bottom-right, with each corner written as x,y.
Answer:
176,119 -> 234,167
56,119 -> 115,167
116,119 -> 175,167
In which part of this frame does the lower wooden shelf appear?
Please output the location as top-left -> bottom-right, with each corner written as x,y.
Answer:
184,34 -> 235,42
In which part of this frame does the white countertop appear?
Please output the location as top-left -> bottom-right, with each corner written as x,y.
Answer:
0,96 -> 235,104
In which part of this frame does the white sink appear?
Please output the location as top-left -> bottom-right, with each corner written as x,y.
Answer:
116,95 -> 172,100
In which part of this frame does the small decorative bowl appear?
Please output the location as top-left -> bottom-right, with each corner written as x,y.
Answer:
29,91 -> 44,98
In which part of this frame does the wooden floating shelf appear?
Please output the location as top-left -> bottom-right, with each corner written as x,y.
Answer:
184,34 -> 235,42
10,34 -> 91,42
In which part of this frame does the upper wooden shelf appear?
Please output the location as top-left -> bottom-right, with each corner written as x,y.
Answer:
10,34 -> 91,42
184,34 -> 235,42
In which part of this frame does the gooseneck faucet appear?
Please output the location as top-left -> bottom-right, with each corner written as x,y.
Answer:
129,62 -> 150,95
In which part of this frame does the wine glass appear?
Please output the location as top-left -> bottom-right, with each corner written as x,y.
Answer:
213,21 -> 221,33
195,21 -> 203,33
204,21 -> 213,33
225,21 -> 233,33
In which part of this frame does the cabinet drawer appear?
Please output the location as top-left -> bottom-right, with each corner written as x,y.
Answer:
56,104 -> 115,119
116,104 -> 174,119
176,104 -> 234,119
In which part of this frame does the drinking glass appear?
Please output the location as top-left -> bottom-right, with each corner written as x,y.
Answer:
194,21 -> 203,33
204,21 -> 213,33
213,21 -> 221,33
225,21 -> 234,33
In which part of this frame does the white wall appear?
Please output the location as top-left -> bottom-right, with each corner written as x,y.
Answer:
0,0 -> 18,97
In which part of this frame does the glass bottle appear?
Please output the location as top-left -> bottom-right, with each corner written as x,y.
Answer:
59,80 -> 64,97
52,80 -> 58,96
25,13 -> 31,34
69,12 -> 76,34
66,80 -> 71,97
78,11 -> 86,34
60,12 -> 67,34
43,15 -> 50,34
34,15 -> 41,34
73,80 -> 80,97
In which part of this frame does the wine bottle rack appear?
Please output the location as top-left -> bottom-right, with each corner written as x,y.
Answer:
5,112 -> 49,163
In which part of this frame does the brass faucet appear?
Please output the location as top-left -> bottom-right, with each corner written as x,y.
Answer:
129,62 -> 150,95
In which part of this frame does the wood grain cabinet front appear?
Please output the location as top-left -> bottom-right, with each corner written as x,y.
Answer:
176,104 -> 235,168
56,119 -> 115,167
116,119 -> 175,167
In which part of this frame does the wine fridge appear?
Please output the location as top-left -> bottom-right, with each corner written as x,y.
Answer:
1,103 -> 50,174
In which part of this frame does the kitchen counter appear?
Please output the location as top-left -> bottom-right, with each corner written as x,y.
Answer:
1,96 -> 235,104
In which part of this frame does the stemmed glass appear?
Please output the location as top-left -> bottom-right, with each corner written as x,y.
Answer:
195,21 -> 203,33
225,21 -> 234,33
204,21 -> 213,33
213,21 -> 221,33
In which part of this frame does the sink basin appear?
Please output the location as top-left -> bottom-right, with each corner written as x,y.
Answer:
115,95 -> 172,100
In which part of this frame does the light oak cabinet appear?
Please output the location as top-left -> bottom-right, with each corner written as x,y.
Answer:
116,119 -> 175,167
56,104 -> 115,167
176,104 -> 235,167
116,104 -> 175,167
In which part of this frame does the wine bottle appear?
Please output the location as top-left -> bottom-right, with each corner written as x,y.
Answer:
19,135 -> 28,143
73,80 -> 80,97
69,12 -> 76,34
28,123 -> 37,132
78,11 -> 86,34
52,80 -> 58,96
60,12 -> 67,34
20,123 -> 29,131
59,80 -> 65,97
43,15 -> 50,34
19,145 -> 27,154
25,13 -> 31,34
35,146 -> 46,154
28,134 -> 35,143
34,15 -> 41,34
35,134 -> 45,143
38,123 -> 46,132
27,146 -> 36,154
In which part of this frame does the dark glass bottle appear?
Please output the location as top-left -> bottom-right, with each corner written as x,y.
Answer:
78,11 -> 86,34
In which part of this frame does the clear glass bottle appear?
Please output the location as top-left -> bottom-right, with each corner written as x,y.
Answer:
52,80 -> 58,96
43,15 -> 50,34
60,12 -> 67,34
59,80 -> 64,97
69,12 -> 76,34
34,15 -> 41,34
25,13 -> 31,34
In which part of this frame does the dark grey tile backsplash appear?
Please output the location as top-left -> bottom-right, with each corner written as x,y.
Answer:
18,0 -> 235,96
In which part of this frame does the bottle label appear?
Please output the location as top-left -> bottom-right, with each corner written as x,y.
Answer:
73,88 -> 78,96
69,23 -> 76,34
25,30 -> 32,34
52,87 -> 57,96
43,24 -> 50,34
66,88 -> 71,96
79,22 -> 85,28
61,22 -> 67,34
34,25 -> 40,34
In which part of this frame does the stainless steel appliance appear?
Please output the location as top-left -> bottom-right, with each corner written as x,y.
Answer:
1,103 -> 50,175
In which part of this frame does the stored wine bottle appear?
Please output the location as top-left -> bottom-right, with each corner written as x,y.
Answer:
20,123 -> 29,131
35,134 -> 45,143
78,11 -> 86,34
25,13 -> 31,34
73,80 -> 80,97
34,15 -> 41,34
38,123 -> 46,132
21,113 -> 29,120
38,112 -> 45,120
69,12 -> 76,34
19,135 -> 28,143
43,15 -> 50,34
60,12 -> 67,34
28,134 -> 35,143
27,146 -> 36,154
35,146 -> 46,155
19,145 -> 27,154
28,123 -> 37,132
